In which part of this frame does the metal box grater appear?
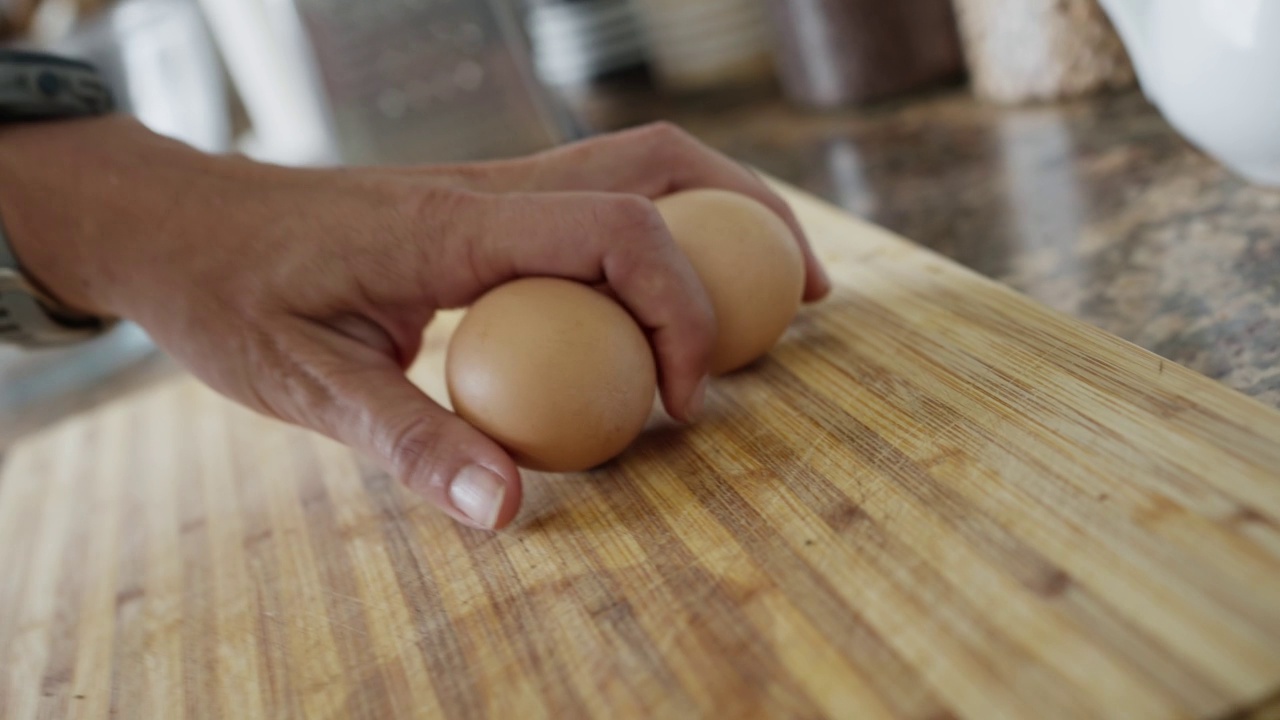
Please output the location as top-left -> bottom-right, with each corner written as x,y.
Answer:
292,0 -> 579,164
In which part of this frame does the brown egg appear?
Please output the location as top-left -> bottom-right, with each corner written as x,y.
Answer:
656,189 -> 806,374
446,278 -> 657,473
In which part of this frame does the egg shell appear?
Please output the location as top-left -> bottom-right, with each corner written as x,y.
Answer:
446,277 -> 657,473
656,189 -> 805,374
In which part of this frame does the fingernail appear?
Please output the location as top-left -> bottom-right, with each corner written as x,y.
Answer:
687,376 -> 709,421
449,465 -> 507,529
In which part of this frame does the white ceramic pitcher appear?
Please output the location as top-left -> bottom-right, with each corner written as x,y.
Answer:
1098,0 -> 1280,187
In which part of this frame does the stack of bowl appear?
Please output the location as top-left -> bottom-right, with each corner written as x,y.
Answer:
526,0 -> 648,86
630,0 -> 774,92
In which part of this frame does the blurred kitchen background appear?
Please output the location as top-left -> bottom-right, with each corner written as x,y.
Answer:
0,0 -> 1141,165
4,0 -> 1278,438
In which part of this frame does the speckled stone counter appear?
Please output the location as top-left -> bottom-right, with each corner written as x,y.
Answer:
572,85 -> 1280,409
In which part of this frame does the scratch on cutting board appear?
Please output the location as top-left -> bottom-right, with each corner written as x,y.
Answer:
868,440 -> 919,480
796,438 -> 826,468
285,603 -> 372,641
321,587 -> 400,617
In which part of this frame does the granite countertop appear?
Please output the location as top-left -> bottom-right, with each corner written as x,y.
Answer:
570,83 -> 1280,410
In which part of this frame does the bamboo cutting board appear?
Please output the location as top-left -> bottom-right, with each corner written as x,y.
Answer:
3,184 -> 1280,720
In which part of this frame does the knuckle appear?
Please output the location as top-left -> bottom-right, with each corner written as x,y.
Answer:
405,186 -> 491,288
640,120 -> 686,144
458,198 -> 498,277
605,195 -> 667,242
396,184 -> 475,243
385,414 -> 452,491
640,121 -> 695,159
439,162 -> 494,191
597,198 -> 696,298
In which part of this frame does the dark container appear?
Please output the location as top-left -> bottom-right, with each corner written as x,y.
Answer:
768,0 -> 966,108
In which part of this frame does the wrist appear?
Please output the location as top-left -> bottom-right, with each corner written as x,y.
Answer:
0,115 -> 209,318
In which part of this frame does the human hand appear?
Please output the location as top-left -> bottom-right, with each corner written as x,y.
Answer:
0,117 -> 828,530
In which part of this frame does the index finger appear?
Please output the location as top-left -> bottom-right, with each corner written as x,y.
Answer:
415,124 -> 833,302
468,123 -> 834,302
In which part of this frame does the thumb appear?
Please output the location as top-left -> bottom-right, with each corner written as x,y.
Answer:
294,346 -> 524,530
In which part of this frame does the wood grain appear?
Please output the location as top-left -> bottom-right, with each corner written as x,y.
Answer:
3,183 -> 1280,719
